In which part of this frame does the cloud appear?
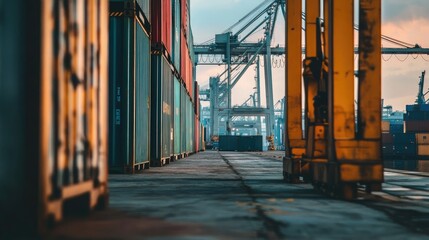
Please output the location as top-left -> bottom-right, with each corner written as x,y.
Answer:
382,0 -> 429,23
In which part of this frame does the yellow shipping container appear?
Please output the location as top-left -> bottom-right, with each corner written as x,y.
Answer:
382,121 -> 390,133
416,133 -> 429,145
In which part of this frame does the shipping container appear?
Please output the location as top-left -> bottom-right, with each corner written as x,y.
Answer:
187,95 -> 195,152
194,81 -> 200,115
200,125 -> 206,151
151,0 -> 172,55
390,123 -> 404,134
382,120 -> 390,133
109,3 -> 151,173
180,30 -> 194,98
0,1 -> 109,236
180,85 -> 188,154
418,160 -> 429,172
151,54 -> 174,166
195,117 -> 200,152
137,0 -> 151,20
181,0 -> 190,35
382,133 -> 394,144
416,133 -> 429,145
404,120 -> 429,133
172,0 -> 181,71
173,77 -> 182,156
417,144 -> 429,157
382,144 -> 395,158
219,136 -> 264,151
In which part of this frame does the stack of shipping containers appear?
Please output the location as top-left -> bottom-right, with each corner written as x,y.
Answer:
108,0 -> 203,171
150,0 -> 173,166
1,0 -> 203,236
1,1 -> 109,236
404,104 -> 429,158
109,0 -> 152,172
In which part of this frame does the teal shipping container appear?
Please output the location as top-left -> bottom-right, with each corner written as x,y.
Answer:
151,54 -> 174,166
181,85 -> 188,154
109,2 -> 151,173
174,77 -> 182,155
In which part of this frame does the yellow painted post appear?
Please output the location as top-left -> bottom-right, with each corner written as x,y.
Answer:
284,0 -> 304,181
329,0 -> 355,141
323,0 -> 329,61
285,0 -> 303,150
304,0 -> 321,161
357,0 -> 383,191
358,0 -> 381,140
304,0 -> 321,123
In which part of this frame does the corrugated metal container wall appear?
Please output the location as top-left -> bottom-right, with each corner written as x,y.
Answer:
135,21 -> 152,167
0,1 -> 108,236
162,57 -> 174,159
181,0 -> 189,35
172,0 -> 181,71
109,3 -> 151,172
187,97 -> 195,152
417,145 -> 429,156
181,85 -> 188,153
151,0 -> 172,54
200,124 -> 205,151
174,77 -> 182,155
382,121 -> 390,133
404,120 -> 429,133
194,117 -> 200,152
416,133 -> 429,144
151,55 -> 173,165
194,81 -> 200,115
180,32 -> 188,89
137,0 -> 150,19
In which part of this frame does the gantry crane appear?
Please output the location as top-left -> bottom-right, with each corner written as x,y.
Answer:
194,0 -> 285,149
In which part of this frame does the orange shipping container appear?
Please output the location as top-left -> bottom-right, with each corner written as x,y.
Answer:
416,133 -> 429,145
417,144 -> 429,156
151,0 -> 172,54
382,121 -> 390,133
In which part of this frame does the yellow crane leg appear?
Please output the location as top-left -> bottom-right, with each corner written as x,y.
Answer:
284,0 -> 305,182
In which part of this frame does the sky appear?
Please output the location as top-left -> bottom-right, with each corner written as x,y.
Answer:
191,0 -> 429,111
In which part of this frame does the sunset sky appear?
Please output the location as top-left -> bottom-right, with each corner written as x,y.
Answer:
191,0 -> 429,111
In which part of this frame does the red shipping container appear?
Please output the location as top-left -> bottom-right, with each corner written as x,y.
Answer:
180,32 -> 187,86
189,56 -> 192,98
151,0 -> 172,54
181,0 -> 188,34
189,55 -> 193,100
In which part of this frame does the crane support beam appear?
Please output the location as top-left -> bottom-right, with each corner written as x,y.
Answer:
283,0 -> 383,199
284,0 -> 305,182
194,45 -> 429,63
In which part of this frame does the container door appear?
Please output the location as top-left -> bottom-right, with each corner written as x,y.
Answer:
135,23 -> 151,164
174,77 -> 181,155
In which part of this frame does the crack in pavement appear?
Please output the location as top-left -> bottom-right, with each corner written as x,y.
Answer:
220,152 -> 287,240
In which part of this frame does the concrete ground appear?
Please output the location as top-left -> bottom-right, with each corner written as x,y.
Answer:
48,151 -> 429,240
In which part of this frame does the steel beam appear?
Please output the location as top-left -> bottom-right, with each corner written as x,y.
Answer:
285,0 -> 304,149
284,0 -> 305,182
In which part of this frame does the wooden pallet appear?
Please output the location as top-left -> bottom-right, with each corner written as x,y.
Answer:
170,155 -> 179,162
45,181 -> 108,225
150,157 -> 171,167
134,161 -> 150,172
